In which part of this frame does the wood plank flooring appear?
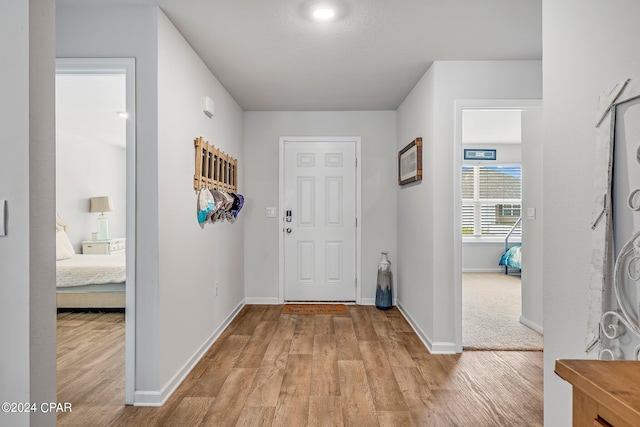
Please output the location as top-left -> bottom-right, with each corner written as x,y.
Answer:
57,311 -> 126,426
57,305 -> 543,426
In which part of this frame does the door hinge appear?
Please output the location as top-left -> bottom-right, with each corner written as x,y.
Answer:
355,218 -> 357,227
355,277 -> 357,288
355,158 -> 358,167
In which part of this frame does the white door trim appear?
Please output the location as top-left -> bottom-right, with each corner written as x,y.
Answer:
279,136 -> 362,304
453,99 -> 542,353
56,58 -> 136,404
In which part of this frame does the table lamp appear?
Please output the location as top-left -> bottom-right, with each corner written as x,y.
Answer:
90,196 -> 113,240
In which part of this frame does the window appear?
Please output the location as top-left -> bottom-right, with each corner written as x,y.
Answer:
462,165 -> 522,237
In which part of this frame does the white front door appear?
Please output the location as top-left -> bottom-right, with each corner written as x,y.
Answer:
283,140 -> 357,301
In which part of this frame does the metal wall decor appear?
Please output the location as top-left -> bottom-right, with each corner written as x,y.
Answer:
586,77 -> 640,360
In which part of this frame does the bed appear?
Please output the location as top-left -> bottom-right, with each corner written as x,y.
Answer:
499,245 -> 521,273
56,214 -> 125,309
500,215 -> 522,275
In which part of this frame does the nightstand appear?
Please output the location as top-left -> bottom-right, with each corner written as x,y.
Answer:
82,238 -> 126,255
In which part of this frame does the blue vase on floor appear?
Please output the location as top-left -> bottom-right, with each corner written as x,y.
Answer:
375,252 -> 393,310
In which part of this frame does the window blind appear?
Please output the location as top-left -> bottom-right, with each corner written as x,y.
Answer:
462,165 -> 522,237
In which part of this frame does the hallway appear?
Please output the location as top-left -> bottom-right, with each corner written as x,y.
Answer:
58,305 -> 543,426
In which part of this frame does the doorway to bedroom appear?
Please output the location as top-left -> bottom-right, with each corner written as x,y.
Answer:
455,101 -> 543,351
54,58 -> 136,412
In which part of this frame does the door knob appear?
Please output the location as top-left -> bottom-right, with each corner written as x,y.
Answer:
286,228 -> 292,234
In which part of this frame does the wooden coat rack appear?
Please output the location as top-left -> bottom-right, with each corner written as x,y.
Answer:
193,136 -> 237,192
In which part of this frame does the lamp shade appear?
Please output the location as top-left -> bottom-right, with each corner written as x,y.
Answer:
90,196 -> 114,213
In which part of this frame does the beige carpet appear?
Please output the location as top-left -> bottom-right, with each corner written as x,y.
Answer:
463,273 -> 543,351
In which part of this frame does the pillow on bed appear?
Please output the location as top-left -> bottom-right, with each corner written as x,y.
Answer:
56,230 -> 76,260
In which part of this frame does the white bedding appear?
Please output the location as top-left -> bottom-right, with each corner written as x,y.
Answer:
56,253 -> 126,288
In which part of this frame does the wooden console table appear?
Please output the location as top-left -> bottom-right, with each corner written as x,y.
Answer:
555,359 -> 640,426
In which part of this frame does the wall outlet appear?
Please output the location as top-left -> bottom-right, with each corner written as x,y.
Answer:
214,282 -> 219,297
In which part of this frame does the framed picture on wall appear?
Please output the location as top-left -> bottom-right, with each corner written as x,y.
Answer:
398,137 -> 422,185
463,149 -> 496,161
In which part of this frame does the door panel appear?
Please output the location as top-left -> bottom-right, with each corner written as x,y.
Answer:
298,177 -> 315,226
326,241 -> 343,282
284,141 -> 356,301
297,241 -> 315,282
326,177 -> 343,226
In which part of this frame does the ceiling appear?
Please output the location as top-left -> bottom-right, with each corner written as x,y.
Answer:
57,0 -> 542,111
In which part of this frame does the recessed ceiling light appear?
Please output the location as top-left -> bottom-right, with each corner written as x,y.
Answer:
312,7 -> 335,20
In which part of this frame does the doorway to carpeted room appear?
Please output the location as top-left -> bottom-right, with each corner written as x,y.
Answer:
463,273 -> 543,351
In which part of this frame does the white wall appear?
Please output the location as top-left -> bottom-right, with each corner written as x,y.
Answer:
58,5 -> 245,403
462,242 -> 510,272
0,5 -> 31,424
396,61 -> 542,352
520,109 -> 543,332
543,2 -> 640,425
396,67 -> 436,343
0,0 -> 56,426
157,10 -> 244,391
243,111 -> 397,304
462,143 -> 521,163
56,131 -> 126,251
57,4 -> 162,394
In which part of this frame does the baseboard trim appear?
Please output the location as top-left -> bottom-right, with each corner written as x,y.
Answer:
462,268 -> 504,273
134,299 -> 245,406
245,297 -> 280,305
396,301 -> 457,354
519,316 -> 543,334
430,341 -> 458,354
133,391 -> 161,406
360,297 -> 398,306
245,297 -> 385,306
396,301 -> 432,353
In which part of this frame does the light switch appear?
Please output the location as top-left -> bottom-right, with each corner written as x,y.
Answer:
527,207 -> 536,220
265,207 -> 277,218
0,200 -> 6,236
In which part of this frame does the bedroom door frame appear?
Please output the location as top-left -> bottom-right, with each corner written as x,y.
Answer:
55,58 -> 136,404
453,99 -> 542,353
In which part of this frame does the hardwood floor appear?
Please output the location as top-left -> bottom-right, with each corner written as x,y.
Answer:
57,306 -> 543,426
57,311 -> 126,426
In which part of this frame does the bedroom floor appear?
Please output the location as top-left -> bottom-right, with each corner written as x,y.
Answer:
56,306 -> 543,426
463,273 -> 543,351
